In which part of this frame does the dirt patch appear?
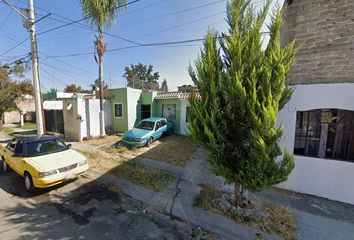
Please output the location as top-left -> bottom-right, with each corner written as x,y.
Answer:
77,150 -> 126,172
140,135 -> 199,167
194,184 -> 297,240
83,135 -> 121,147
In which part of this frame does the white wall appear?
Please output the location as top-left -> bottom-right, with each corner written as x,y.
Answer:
180,100 -> 189,135
43,101 -> 63,110
62,99 -> 112,141
3,111 -> 20,124
77,99 -> 87,140
127,88 -> 142,129
277,83 -> 354,204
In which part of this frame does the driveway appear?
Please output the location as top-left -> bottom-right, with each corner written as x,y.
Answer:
0,168 -> 214,240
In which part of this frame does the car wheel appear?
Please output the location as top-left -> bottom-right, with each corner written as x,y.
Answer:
146,137 -> 153,147
24,172 -> 35,192
2,158 -> 8,172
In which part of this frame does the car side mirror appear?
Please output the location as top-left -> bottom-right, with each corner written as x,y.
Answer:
67,144 -> 72,148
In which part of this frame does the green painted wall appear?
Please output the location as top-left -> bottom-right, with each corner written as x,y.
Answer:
110,88 -> 183,134
153,99 -> 181,133
136,92 -> 154,121
110,88 -> 128,132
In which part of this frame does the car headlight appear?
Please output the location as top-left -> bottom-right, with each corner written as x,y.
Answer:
78,159 -> 87,166
39,170 -> 57,177
134,138 -> 144,142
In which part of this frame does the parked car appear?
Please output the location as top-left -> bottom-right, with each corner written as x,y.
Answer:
0,135 -> 88,191
123,117 -> 174,147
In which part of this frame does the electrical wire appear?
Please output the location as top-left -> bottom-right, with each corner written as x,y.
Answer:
0,0 -> 141,56
0,0 -> 20,30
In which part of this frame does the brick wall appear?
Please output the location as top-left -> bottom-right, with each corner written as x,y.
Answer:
281,0 -> 354,85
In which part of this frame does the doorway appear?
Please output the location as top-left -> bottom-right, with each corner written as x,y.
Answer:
141,105 -> 151,120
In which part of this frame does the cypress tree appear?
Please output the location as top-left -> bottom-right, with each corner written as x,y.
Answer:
188,0 -> 296,205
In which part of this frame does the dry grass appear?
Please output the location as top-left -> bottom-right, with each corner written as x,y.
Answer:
141,135 -> 198,167
194,184 -> 297,240
78,149 -> 176,192
108,141 -> 141,155
110,161 -> 176,192
21,122 -> 36,130
77,150 -> 125,172
83,135 -> 121,147
2,128 -> 15,135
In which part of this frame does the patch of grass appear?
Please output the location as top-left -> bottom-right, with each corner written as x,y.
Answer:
108,141 -> 139,154
3,128 -> 15,135
111,161 -> 176,192
141,135 -> 198,167
194,184 -> 297,240
77,149 -> 176,192
21,122 -> 36,130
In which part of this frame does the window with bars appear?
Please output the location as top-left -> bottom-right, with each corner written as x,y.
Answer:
294,109 -> 354,162
114,104 -> 123,118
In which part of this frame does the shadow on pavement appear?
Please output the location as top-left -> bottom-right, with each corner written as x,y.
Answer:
0,167 -> 76,199
0,141 -> 213,240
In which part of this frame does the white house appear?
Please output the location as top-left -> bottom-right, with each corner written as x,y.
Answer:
277,0 -> 354,204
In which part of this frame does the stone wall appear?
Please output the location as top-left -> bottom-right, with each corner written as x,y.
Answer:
281,0 -> 354,85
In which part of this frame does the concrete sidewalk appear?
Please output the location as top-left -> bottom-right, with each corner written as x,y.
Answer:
79,144 -> 280,240
74,142 -> 354,240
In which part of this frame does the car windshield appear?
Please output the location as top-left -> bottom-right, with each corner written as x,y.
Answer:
135,120 -> 155,130
27,139 -> 69,157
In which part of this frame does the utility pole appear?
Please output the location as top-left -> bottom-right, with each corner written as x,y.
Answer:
28,0 -> 44,136
2,0 -> 49,137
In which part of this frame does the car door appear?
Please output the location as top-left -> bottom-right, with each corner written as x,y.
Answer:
11,140 -> 26,175
153,121 -> 164,139
3,139 -> 17,171
160,119 -> 168,134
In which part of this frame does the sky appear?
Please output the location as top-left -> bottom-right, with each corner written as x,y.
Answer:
0,0 -> 284,92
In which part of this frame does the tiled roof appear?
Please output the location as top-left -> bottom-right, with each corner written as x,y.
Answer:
155,92 -> 200,100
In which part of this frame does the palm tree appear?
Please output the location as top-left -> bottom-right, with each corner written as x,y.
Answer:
79,0 -> 127,137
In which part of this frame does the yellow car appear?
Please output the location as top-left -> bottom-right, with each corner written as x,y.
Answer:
0,135 -> 88,191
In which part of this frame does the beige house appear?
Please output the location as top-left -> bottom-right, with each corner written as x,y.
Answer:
3,95 -> 35,125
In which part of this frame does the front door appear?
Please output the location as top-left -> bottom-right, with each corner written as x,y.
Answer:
141,105 -> 151,120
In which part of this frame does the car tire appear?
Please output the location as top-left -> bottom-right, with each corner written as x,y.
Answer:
146,137 -> 153,147
24,172 -> 35,192
2,158 -> 8,172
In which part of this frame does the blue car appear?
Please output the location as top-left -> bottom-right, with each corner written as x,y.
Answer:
123,117 -> 174,147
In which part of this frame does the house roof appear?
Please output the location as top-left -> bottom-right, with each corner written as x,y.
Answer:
155,92 -> 200,100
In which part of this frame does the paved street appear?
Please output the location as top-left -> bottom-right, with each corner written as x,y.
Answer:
0,168 -> 213,240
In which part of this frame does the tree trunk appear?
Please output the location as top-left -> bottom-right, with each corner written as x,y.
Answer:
98,27 -> 105,137
0,114 -> 3,131
232,184 -> 244,206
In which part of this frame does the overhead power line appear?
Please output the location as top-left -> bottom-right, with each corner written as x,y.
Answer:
36,0 -> 226,45
0,0 -> 141,56
0,37 -> 29,57
117,0 -> 226,29
0,0 -> 20,30
35,0 -> 139,33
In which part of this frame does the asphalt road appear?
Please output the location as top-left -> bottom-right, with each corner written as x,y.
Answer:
0,168 -> 213,240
